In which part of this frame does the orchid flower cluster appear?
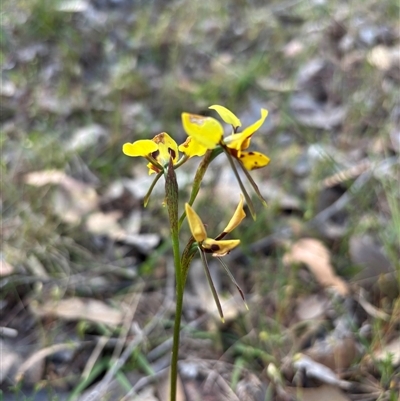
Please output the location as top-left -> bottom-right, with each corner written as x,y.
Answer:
122,105 -> 270,401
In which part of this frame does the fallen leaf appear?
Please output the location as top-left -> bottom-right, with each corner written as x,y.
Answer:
25,170 -> 99,224
287,384 -> 351,401
284,238 -> 349,296
30,297 -> 123,327
293,354 -> 351,389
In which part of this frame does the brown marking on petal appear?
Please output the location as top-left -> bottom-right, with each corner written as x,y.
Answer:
150,165 -> 160,173
189,115 -> 206,125
151,150 -> 160,159
214,231 -> 227,241
168,148 -> 176,159
210,244 -> 220,252
248,151 -> 255,155
230,149 -> 239,158
153,132 -> 166,144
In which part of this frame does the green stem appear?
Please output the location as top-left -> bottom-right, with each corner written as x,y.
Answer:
178,149 -> 215,229
170,268 -> 184,401
165,158 -> 183,401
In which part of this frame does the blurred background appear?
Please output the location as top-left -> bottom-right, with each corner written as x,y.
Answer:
1,0 -> 399,400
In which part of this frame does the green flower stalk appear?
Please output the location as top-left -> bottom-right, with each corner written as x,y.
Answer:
122,104 -> 270,401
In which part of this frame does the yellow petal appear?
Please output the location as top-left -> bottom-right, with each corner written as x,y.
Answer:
178,137 -> 208,157
218,194 -> 246,238
181,113 -> 223,149
122,140 -> 158,157
238,151 -> 270,170
225,108 -> 268,154
209,105 -> 242,128
240,108 -> 268,140
152,132 -> 179,166
202,238 -> 240,257
185,203 -> 207,242
224,133 -> 245,152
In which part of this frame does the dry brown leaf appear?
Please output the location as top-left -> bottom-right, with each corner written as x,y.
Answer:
293,354 -> 351,389
287,384 -> 351,401
284,238 -> 349,296
30,297 -> 123,327
24,170 -> 99,224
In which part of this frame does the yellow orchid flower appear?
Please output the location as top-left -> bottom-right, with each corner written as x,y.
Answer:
123,132 -> 179,175
214,106 -> 270,170
181,105 -> 270,171
181,105 -> 271,219
185,195 -> 245,257
185,196 -> 247,320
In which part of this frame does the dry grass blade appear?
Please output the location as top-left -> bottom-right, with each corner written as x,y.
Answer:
15,343 -> 80,382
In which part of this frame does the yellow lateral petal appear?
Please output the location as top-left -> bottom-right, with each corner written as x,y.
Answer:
224,132 -> 246,153
239,151 -> 270,170
185,203 -> 207,242
202,238 -> 240,257
181,113 -> 223,149
209,105 -> 242,128
178,137 -> 208,157
240,108 -> 268,140
122,140 -> 158,157
220,194 -> 246,236
152,132 -> 179,165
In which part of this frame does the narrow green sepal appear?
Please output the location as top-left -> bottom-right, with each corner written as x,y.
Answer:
143,171 -> 163,207
199,247 -> 225,322
223,147 -> 256,220
238,159 -> 268,208
217,257 -> 248,309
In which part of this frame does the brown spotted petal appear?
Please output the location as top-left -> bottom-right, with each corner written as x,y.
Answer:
202,238 -> 240,257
